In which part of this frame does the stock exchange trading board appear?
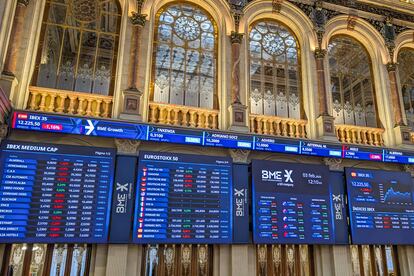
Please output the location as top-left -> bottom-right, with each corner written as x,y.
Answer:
0,141 -> 115,243
252,160 -> 339,244
133,152 -> 232,244
346,168 -> 414,244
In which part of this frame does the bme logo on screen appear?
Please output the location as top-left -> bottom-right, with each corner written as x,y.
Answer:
261,169 -> 293,183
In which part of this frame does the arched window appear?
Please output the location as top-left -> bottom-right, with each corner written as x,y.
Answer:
249,21 -> 302,119
151,3 -> 217,109
397,48 -> 414,128
32,0 -> 121,96
328,36 -> 377,127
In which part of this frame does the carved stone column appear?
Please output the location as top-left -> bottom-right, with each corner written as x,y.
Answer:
387,62 -> 404,126
0,0 -> 29,99
120,12 -> 147,122
229,32 -> 248,132
2,0 -> 29,76
315,49 -> 336,140
388,62 -> 412,145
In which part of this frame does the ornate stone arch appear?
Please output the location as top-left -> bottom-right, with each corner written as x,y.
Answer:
322,15 -> 394,145
394,29 -> 414,63
394,30 -> 414,128
139,0 -> 234,125
239,0 -> 318,136
141,0 -> 233,34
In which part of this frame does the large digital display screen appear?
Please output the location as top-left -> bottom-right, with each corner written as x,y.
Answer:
252,160 -> 336,244
133,151 -> 232,244
346,168 -> 414,244
11,111 -> 414,165
0,141 -> 115,243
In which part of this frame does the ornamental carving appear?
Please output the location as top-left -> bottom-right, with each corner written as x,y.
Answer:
230,31 -> 243,44
197,245 -> 208,274
130,12 -> 147,26
272,0 -> 284,13
314,48 -> 326,59
323,158 -> 344,171
228,149 -> 250,163
17,0 -> 30,6
386,62 -> 397,72
115,139 -> 141,155
347,15 -> 358,31
164,245 -> 175,275
70,0 -> 99,23
181,245 -> 192,275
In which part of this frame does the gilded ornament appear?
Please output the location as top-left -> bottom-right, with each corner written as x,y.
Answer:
130,12 -> 147,26
230,31 -> 243,44
17,0 -> 30,6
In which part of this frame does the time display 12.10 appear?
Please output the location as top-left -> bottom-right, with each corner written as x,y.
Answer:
133,152 -> 232,244
346,168 -> 414,244
0,141 -> 115,243
252,160 -> 335,244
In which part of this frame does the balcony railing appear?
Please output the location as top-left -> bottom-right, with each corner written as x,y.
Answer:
249,114 -> 308,138
26,86 -> 113,118
148,102 -> 219,129
336,124 -> 384,146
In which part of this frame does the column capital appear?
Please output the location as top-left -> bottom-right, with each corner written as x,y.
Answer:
386,62 -> 397,72
323,158 -> 343,171
114,139 -> 141,155
17,0 -> 30,7
314,48 -> 327,59
228,149 -> 250,163
230,31 -> 243,44
130,12 -> 147,27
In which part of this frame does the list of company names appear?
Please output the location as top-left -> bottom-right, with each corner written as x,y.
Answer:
133,152 -> 232,244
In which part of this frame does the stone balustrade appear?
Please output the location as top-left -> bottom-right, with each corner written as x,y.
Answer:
249,114 -> 307,138
26,86 -> 113,118
148,102 -> 219,129
336,124 -> 384,146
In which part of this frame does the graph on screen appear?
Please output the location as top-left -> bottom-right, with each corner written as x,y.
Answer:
379,181 -> 413,205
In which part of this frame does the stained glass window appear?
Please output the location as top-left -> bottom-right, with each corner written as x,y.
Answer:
328,36 -> 377,127
249,21 -> 302,119
32,0 -> 121,96
152,3 -> 217,109
397,48 -> 414,128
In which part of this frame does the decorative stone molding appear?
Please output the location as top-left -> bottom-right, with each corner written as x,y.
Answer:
323,158 -> 344,171
114,139 -> 141,155
272,0 -> 284,13
230,31 -> 243,44
314,48 -> 327,59
136,0 -> 144,14
228,149 -> 250,163
386,62 -> 397,72
17,0 -> 30,6
347,15 -> 358,30
130,12 -> 147,26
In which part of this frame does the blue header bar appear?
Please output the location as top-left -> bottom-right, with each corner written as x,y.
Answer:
10,111 -> 414,164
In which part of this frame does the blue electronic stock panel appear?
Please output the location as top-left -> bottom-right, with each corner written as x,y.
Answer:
346,168 -> 414,244
252,161 -> 348,244
0,141 -> 115,243
133,152 -> 233,244
11,111 -> 414,165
